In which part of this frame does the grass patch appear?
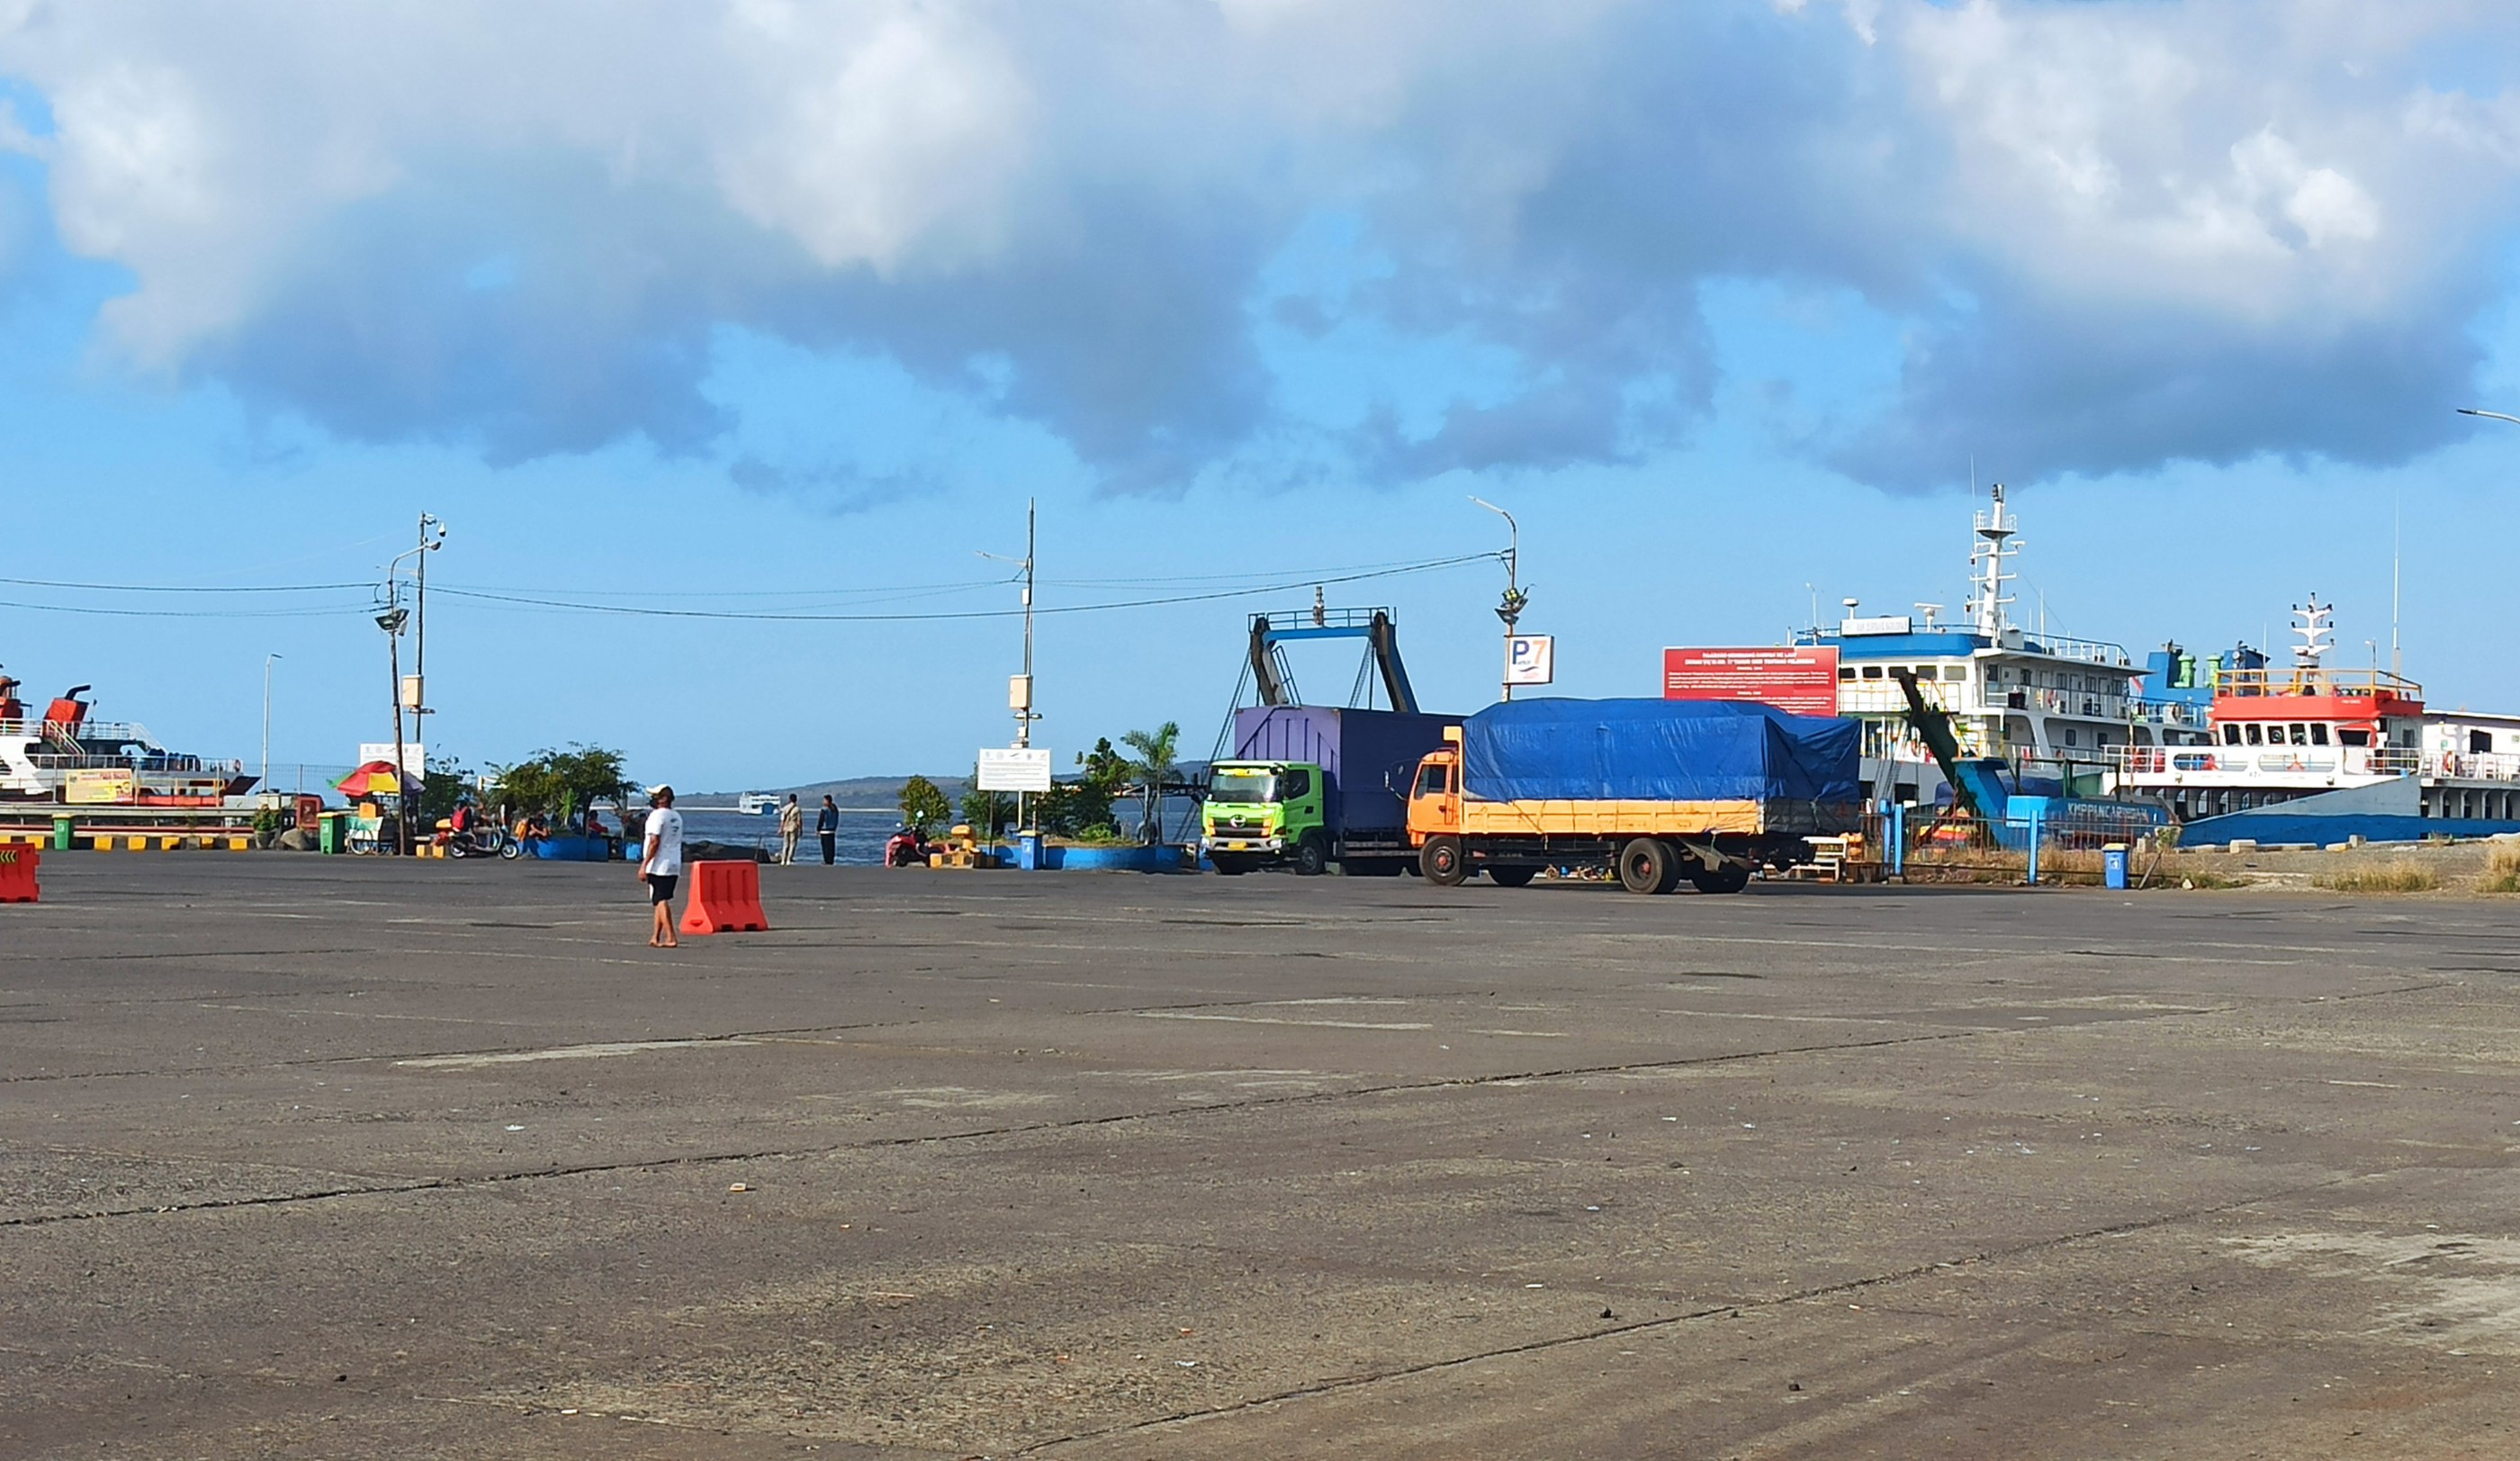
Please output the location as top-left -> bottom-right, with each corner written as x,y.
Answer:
2313,861 -> 2441,894
2478,844 -> 2520,894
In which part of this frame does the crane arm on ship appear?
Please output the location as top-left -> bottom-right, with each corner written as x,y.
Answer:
1891,667 -> 2010,823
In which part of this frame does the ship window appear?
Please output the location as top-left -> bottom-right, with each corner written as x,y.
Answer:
2288,724 -> 2308,745
2472,729 -> 2495,755
1838,666 -> 1856,681
2244,723 -> 2263,744
2339,728 -> 2369,746
2309,723 -> 2329,745
2222,724 -> 2240,745
2063,727 -> 2077,746
1943,665 -> 1966,681
1860,665 -> 1883,679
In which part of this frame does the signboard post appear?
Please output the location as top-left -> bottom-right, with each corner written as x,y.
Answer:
1661,647 -> 1840,717
1505,635 -> 1555,688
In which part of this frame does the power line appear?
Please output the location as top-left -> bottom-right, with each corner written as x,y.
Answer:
429,553 -> 1503,622
0,575 -> 368,593
0,597 -> 371,618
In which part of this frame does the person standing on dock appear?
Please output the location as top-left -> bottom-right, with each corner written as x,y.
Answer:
778,793 -> 803,865
816,794 -> 839,865
640,785 -> 684,949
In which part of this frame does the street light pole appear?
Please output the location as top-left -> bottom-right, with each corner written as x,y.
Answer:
978,499 -> 1041,834
261,653 -> 283,795
412,513 -> 445,732
1470,497 -> 1525,702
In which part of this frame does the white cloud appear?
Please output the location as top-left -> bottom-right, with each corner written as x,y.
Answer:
0,0 -> 2514,487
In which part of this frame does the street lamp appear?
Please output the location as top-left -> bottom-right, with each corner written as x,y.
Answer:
261,653 -> 283,796
1470,497 -> 1526,702
2459,408 -> 2520,426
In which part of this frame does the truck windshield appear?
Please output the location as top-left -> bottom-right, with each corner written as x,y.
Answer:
1208,769 -> 1277,804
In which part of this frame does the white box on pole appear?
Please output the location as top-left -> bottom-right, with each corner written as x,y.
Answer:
976,746 -> 1052,793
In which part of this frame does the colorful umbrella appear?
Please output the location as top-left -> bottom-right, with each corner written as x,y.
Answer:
332,760 -> 402,798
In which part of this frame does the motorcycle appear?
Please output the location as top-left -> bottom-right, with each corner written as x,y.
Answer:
885,828 -> 932,867
439,820 -> 521,860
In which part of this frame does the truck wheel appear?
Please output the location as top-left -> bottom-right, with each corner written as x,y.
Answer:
1486,865 -> 1537,888
1617,837 -> 1675,895
1421,837 -> 1468,887
1211,852 -> 1256,876
1688,864 -> 1751,894
1292,834 -> 1329,877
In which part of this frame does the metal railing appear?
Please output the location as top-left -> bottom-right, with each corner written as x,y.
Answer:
2111,744 -> 2421,778
2211,666 -> 2423,700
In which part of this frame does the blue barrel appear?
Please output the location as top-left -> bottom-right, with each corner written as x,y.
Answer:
2102,843 -> 2129,890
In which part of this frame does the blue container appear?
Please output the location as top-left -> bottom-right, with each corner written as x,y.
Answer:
2102,843 -> 2129,890
1014,831 -> 1047,870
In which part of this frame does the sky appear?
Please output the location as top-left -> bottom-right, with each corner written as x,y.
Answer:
6,0 -> 2520,791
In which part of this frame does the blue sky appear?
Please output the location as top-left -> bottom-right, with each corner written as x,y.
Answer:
6,1 -> 2520,790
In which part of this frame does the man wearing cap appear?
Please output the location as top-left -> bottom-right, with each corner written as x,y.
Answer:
639,784 -> 685,948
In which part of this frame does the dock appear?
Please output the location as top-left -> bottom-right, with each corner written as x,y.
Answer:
5,862 -> 2516,1457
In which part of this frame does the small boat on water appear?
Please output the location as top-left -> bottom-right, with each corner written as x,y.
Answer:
735,792 -> 778,816
0,673 -> 255,806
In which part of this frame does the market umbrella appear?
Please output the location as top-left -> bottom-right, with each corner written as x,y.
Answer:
333,760 -> 401,798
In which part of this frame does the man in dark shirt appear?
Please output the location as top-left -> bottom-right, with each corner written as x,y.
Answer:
816,794 -> 840,865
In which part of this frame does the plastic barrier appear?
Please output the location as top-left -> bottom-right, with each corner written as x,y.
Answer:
680,860 -> 770,934
0,845 -> 38,903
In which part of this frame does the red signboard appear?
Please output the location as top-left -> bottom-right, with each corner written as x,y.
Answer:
1662,646 -> 1840,717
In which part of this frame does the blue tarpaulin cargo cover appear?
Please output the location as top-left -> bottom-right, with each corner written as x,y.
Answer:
1462,698 -> 1860,804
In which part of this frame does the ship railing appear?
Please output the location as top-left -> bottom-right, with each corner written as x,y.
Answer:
2112,744 -> 2423,778
2212,667 -> 2424,700
2431,750 -> 2520,782
2023,634 -> 2132,667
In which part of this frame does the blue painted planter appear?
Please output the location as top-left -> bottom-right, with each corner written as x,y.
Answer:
529,835 -> 616,861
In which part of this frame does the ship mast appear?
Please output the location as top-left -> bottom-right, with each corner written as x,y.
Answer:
1968,482 -> 2020,638
2290,595 -> 2334,691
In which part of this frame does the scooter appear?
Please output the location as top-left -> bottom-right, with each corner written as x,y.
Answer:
885,828 -> 932,867
439,820 -> 520,860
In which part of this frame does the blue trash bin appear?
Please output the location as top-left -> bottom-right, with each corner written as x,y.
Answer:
2102,843 -> 2129,890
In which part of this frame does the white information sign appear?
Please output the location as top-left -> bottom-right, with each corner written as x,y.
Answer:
358,742 -> 428,776
1505,635 -> 1555,686
976,746 -> 1053,793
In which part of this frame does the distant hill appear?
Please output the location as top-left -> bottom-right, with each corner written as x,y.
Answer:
684,775 -> 968,811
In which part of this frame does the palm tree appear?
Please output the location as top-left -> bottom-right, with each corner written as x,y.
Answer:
1120,722 -> 1182,845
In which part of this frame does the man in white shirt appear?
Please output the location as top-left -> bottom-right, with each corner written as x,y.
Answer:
639,784 -> 686,948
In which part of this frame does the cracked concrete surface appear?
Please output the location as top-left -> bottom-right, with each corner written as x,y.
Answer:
4,859 -> 2519,1457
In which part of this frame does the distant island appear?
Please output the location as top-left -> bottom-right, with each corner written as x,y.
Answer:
680,774 -> 968,811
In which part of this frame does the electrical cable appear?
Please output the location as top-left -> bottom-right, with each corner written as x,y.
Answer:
0,575 -> 368,593
428,552 -> 1502,622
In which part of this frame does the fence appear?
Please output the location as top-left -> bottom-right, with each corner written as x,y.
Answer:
1883,798 -> 2169,885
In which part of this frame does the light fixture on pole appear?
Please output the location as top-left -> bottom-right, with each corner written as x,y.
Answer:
2458,407 -> 2520,426
261,653 -> 283,797
1470,496 -> 1526,702
376,597 -> 412,856
411,514 -> 446,728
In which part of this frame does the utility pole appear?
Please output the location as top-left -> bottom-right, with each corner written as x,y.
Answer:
378,597 -> 411,855
412,513 -> 446,732
979,499 -> 1040,834
261,653 -> 283,797
1471,497 -> 1526,702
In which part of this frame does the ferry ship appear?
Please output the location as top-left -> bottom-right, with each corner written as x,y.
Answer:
1789,484 -> 2212,805
2115,600 -> 2520,846
0,673 -> 255,807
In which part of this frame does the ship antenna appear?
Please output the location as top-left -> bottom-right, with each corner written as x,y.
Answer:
1969,481 -> 2018,638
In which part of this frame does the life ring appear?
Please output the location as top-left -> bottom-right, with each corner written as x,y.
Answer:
2440,752 -> 2457,775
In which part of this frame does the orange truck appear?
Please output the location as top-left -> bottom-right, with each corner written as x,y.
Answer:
1404,697 -> 1862,895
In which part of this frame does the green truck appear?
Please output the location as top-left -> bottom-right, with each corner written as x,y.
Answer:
1201,707 -> 1457,877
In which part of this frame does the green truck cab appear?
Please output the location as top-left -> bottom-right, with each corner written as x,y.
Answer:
1201,761 -> 1330,876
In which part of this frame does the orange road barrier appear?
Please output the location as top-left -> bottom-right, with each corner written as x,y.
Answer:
680,860 -> 770,934
0,845 -> 38,903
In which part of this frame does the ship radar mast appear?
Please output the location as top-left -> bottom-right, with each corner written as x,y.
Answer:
2290,595 -> 2335,685
1967,482 -> 2020,638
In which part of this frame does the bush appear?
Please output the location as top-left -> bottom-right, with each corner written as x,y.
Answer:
2479,844 -> 2520,894
899,775 -> 952,833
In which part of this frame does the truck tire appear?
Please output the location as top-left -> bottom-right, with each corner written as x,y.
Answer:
1292,834 -> 1329,877
1486,865 -> 1537,888
1211,852 -> 1258,876
1421,836 -> 1468,887
1617,837 -> 1676,896
1688,864 -> 1751,894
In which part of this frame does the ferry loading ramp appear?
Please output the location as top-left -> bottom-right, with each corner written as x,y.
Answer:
4,859 -> 2516,1459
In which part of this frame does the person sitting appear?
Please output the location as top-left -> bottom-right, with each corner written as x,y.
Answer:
582,809 -> 608,839
520,813 -> 550,849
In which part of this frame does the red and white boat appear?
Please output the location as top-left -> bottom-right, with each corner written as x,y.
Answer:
0,673 -> 255,807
